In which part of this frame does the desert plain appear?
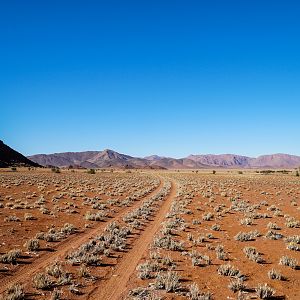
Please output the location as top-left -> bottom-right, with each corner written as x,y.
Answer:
0,168 -> 299,300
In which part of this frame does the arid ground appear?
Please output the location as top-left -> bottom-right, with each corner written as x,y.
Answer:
0,169 -> 299,300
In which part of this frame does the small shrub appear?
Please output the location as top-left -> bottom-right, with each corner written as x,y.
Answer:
206,233 -> 214,239
24,238 -> 40,252
56,272 -> 72,286
192,219 -> 201,225
243,246 -> 264,263
279,256 -> 297,269
78,265 -> 91,278
228,279 -> 246,293
69,284 -> 82,295
0,249 -> 21,264
51,289 -> 62,300
188,282 -> 212,300
33,273 -> 54,290
153,235 -> 184,251
267,222 -> 280,230
211,224 -> 220,231
217,264 -> 242,278
51,167 -> 61,173
215,245 -> 228,261
61,223 -> 76,235
24,213 -> 36,220
268,269 -> 284,280
3,284 -> 25,300
234,230 -> 260,241
255,284 -> 275,299
128,287 -> 156,299
265,230 -> 283,240
46,262 -> 63,278
87,169 -> 96,174
5,215 -> 20,222
285,235 -> 300,244
137,260 -> 160,279
202,213 -> 214,221
161,255 -> 175,267
85,211 -> 107,221
285,220 -> 300,228
240,218 -> 253,226
154,271 -> 181,292
286,242 -> 300,251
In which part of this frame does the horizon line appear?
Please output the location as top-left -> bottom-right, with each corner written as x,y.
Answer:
26,148 -> 300,159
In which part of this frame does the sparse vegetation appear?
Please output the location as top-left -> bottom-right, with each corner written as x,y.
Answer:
255,284 -> 275,299
0,249 -> 21,264
153,271 -> 181,292
217,264 -> 242,278
51,167 -> 61,173
24,238 -> 40,251
188,282 -> 212,300
279,256 -> 298,269
243,246 -> 264,263
32,273 -> 54,290
0,170 -> 299,299
2,284 -> 25,300
268,269 -> 284,280
228,279 -> 247,293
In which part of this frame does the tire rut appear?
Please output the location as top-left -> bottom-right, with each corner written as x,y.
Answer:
87,179 -> 177,300
0,177 -> 164,294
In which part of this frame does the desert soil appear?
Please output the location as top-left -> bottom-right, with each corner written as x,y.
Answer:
0,169 -> 299,300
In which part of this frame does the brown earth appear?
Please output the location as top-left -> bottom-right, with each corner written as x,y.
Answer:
0,170 -> 163,294
0,169 -> 299,300
86,180 -> 177,300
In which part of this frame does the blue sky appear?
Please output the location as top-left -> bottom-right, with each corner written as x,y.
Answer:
1,1 -> 300,157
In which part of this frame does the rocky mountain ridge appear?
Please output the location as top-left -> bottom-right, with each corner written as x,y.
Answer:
28,149 -> 300,169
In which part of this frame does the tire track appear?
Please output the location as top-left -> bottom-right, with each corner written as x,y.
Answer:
87,179 -> 177,300
0,177 -> 164,294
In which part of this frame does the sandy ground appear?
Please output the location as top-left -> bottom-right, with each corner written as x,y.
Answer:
0,169 -> 299,299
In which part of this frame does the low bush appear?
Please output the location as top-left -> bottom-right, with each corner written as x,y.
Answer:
87,169 -> 96,174
217,264 -> 242,278
0,249 -> 21,264
243,246 -> 264,263
279,256 -> 298,269
153,271 -> 181,292
188,282 -> 212,300
255,284 -> 275,299
268,269 -> 284,280
24,238 -> 40,252
228,279 -> 246,293
3,284 -> 25,300
33,273 -> 54,290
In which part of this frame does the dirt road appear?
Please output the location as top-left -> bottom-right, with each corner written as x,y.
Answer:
87,179 -> 177,300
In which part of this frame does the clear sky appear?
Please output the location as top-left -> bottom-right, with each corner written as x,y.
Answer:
1,1 -> 300,158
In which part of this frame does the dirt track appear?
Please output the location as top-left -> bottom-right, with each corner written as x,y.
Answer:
0,177 -> 164,294
87,179 -> 177,300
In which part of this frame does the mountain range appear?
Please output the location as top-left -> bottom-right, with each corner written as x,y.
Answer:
27,149 -> 300,169
1,140 -> 300,169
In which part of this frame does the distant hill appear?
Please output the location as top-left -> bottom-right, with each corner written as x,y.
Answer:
249,154 -> 300,169
186,153 -> 300,169
0,141 -> 40,168
28,149 -> 165,169
28,149 -> 300,169
187,154 -> 251,167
